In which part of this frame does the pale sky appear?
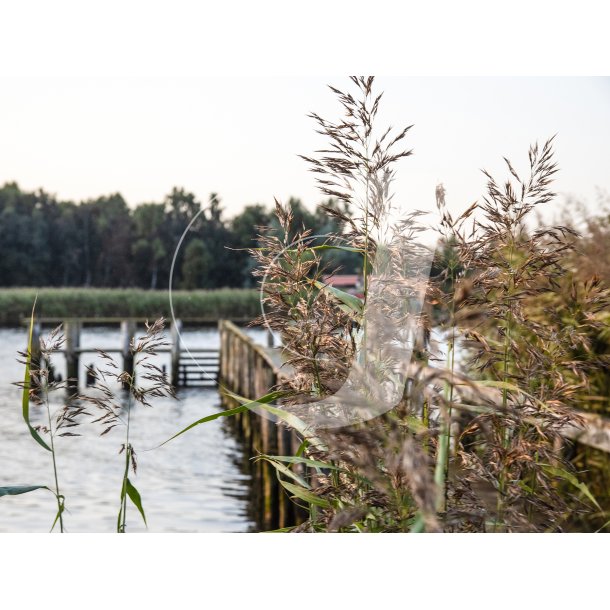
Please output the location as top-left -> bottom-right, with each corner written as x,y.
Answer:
1,77 -> 608,223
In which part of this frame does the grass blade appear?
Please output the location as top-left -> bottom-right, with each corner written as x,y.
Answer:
279,480 -> 330,508
156,390 -> 287,448
50,496 -> 65,532
0,485 -> 49,498
541,464 -> 601,510
126,478 -> 147,527
255,455 -> 311,488
261,454 -> 339,472
313,280 -> 364,314
22,297 -> 51,452
223,389 -> 328,451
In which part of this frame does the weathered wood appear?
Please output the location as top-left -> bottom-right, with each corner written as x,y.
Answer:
64,320 -> 81,390
170,319 -> 182,388
120,319 -> 136,389
31,320 -> 41,363
218,319 -> 306,529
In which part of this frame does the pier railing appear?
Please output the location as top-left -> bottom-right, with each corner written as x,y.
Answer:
218,319 -> 304,530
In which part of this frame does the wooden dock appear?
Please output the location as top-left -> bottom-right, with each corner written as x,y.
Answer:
218,320 -> 305,530
27,316 -> 234,389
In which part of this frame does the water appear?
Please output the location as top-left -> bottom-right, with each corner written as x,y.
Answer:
0,325 -> 267,533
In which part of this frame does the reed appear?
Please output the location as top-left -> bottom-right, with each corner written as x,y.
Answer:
79,318 -> 176,532
237,77 -> 605,532
13,302 -> 88,531
0,287 -> 260,326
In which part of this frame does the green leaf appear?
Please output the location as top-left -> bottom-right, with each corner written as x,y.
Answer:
222,389 -> 328,451
261,454 -> 338,473
157,389 -> 287,448
279,480 -> 330,508
404,416 -> 428,434
295,439 -> 308,457
22,298 -> 51,452
50,496 -> 65,532
117,501 -> 123,533
307,245 -> 363,254
541,464 -> 601,510
126,478 -> 147,527
157,404 -> 247,448
314,280 -> 363,315
410,512 -> 426,533
255,455 -> 311,488
255,245 -> 363,255
0,485 -> 49,498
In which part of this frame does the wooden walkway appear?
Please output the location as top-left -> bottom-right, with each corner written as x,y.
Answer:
27,317 -> 229,388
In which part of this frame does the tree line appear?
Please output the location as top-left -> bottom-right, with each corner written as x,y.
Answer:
0,182 -> 359,289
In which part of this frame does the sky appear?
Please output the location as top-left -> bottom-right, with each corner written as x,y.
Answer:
1,76 -> 608,224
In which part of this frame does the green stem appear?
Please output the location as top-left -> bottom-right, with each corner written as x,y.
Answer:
119,373 -> 134,533
434,419 -> 448,514
45,392 -> 64,533
444,264 -> 457,508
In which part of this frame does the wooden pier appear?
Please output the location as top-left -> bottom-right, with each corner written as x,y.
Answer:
27,317 -> 232,389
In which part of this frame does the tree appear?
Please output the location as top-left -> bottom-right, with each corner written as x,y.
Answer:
132,203 -> 168,289
180,238 -> 212,289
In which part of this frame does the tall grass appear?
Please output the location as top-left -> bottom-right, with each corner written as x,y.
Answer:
227,77 -> 606,532
13,302 -> 89,531
0,288 -> 260,325
78,319 -> 176,532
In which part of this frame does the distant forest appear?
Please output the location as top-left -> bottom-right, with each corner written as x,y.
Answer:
0,182 -> 360,289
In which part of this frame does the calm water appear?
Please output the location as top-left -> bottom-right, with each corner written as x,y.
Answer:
0,325 -> 267,533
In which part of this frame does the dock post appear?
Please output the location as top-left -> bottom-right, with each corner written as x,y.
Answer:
171,318 -> 182,388
30,320 -> 42,390
65,320 -> 81,390
31,320 -> 42,362
120,319 -> 136,389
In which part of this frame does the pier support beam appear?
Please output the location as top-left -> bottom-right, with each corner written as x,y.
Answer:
65,320 -> 81,390
120,319 -> 136,389
170,319 -> 182,388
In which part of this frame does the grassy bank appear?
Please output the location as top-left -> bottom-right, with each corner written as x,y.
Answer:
0,288 -> 261,325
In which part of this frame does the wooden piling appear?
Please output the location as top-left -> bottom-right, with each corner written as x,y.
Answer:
120,319 -> 136,389
170,318 -> 182,388
64,320 -> 81,389
31,320 -> 41,363
218,319 -> 307,530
